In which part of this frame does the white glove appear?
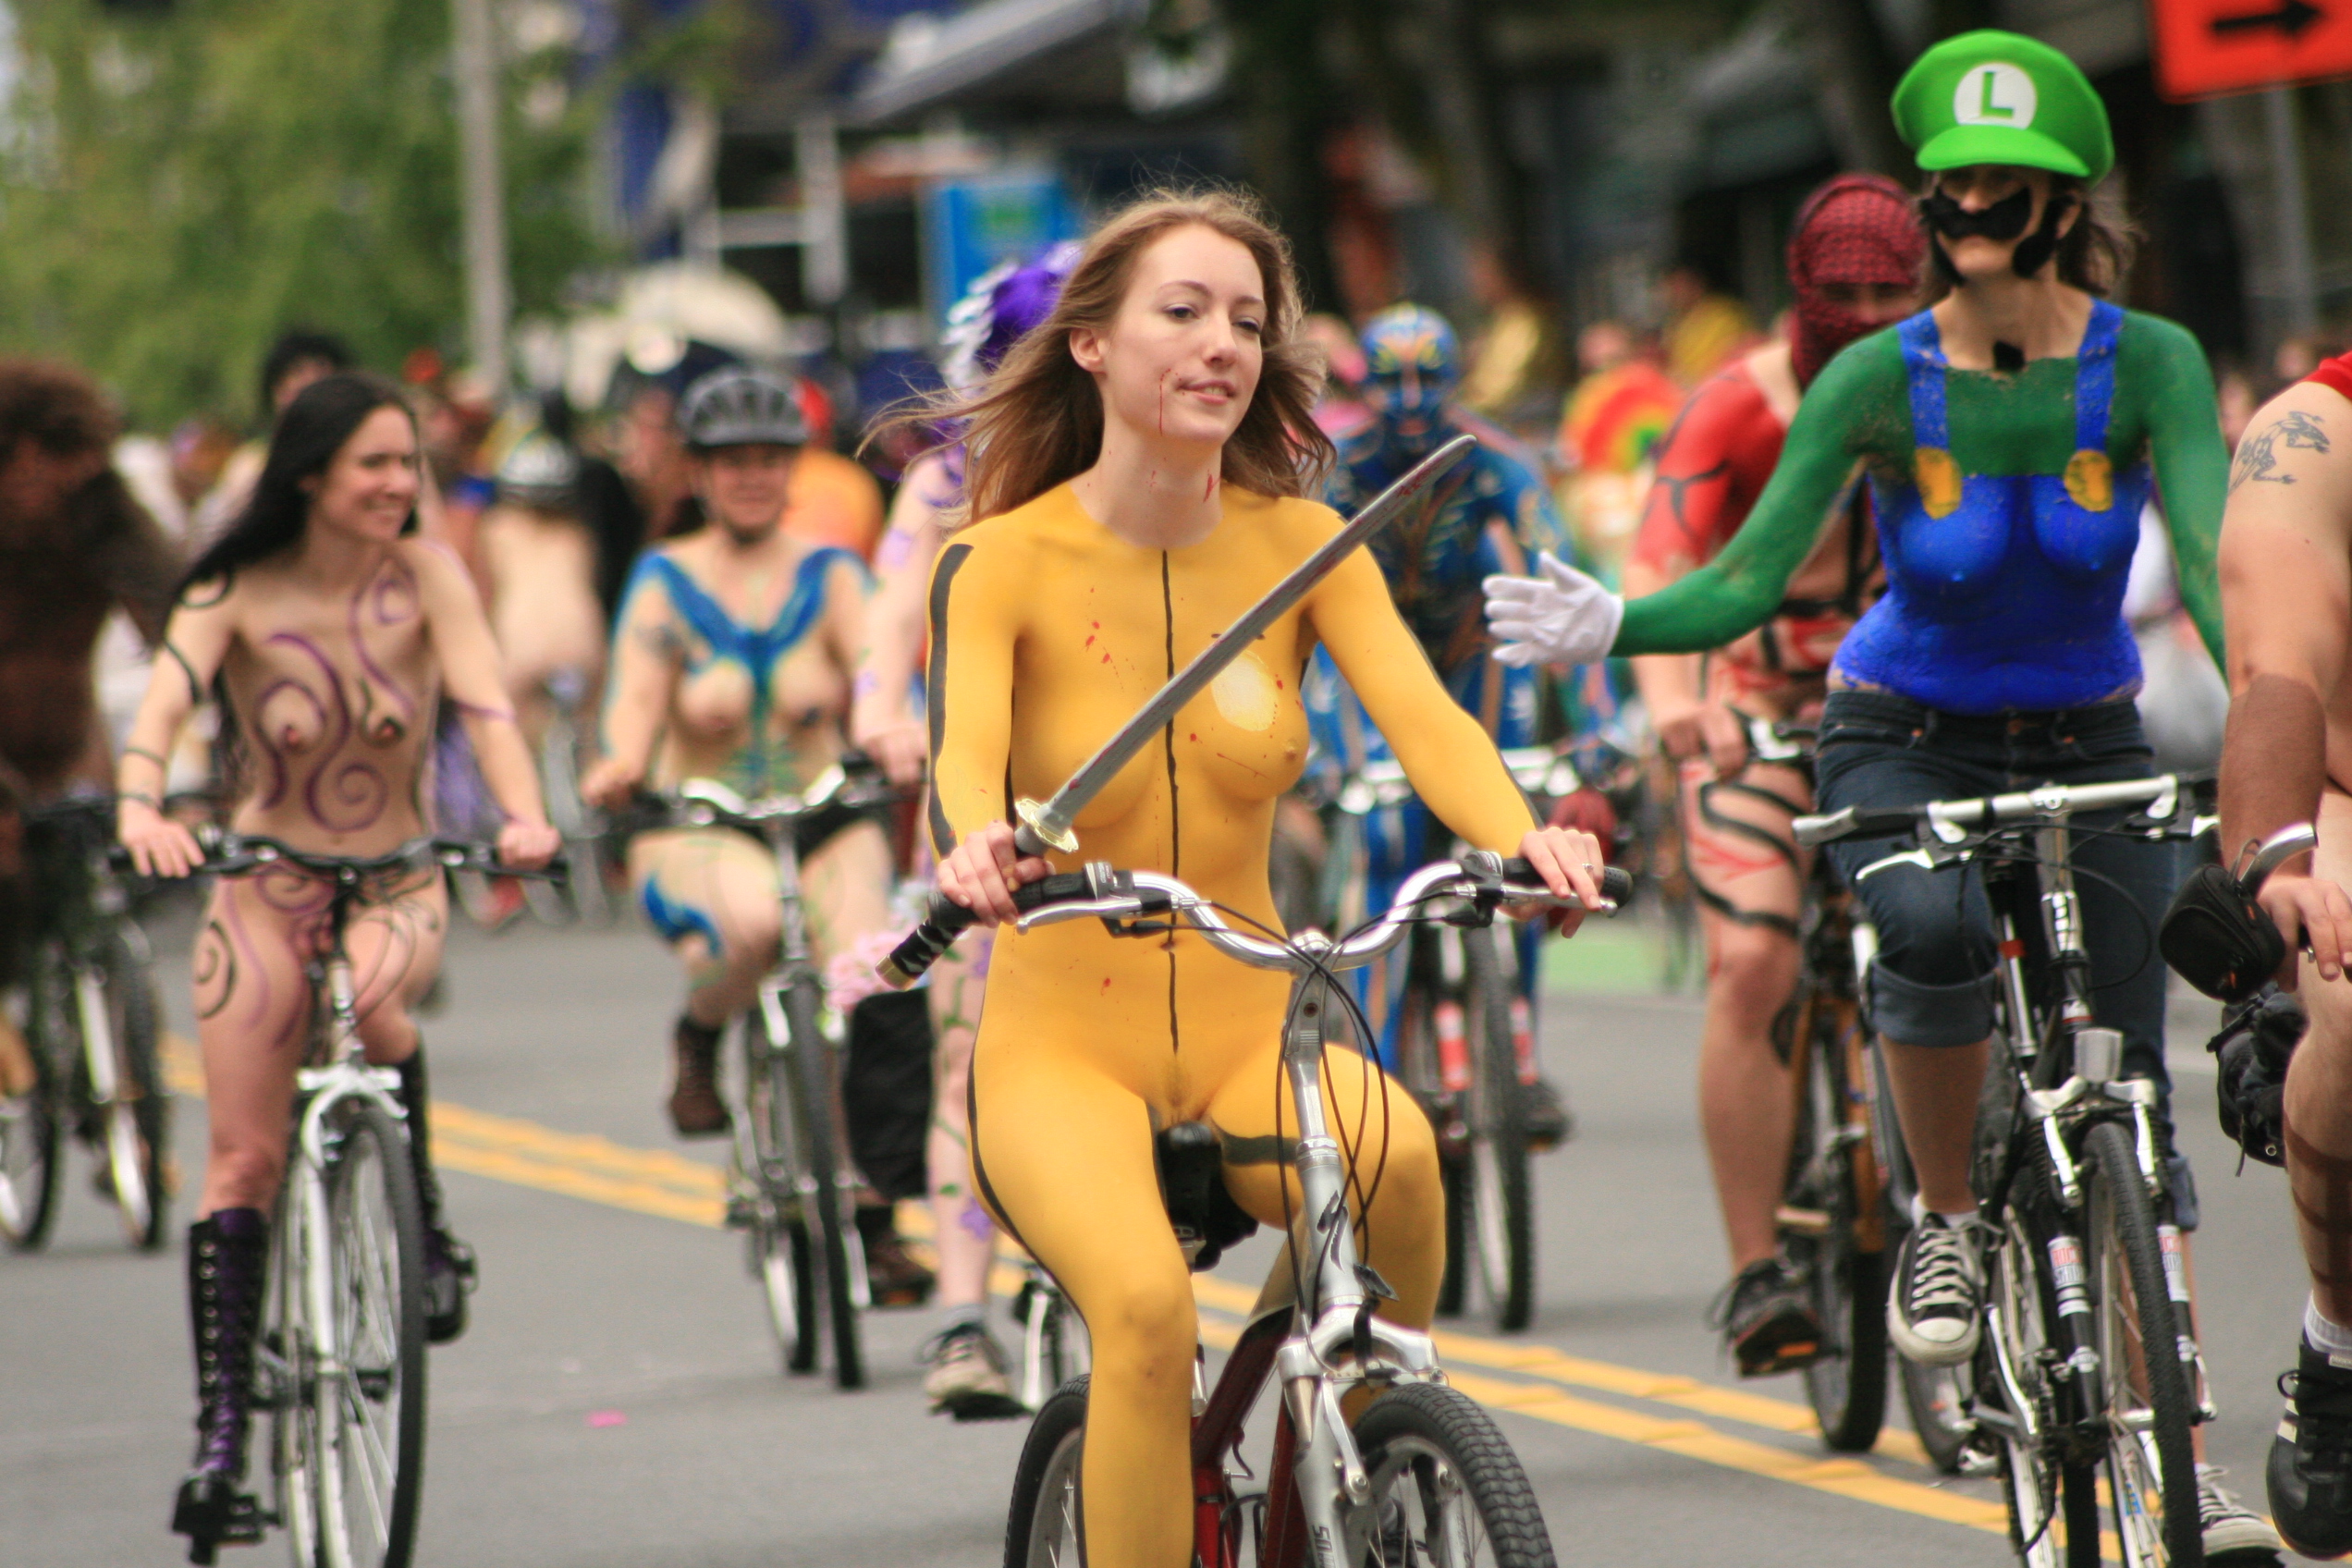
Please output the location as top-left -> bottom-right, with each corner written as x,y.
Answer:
1483,552 -> 1624,668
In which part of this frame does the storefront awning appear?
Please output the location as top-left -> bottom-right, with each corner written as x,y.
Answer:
851,0 -> 1144,125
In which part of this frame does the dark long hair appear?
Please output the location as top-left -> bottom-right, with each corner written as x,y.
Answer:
181,371 -> 417,596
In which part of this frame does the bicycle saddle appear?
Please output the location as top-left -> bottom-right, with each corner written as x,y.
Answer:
1154,1121 -> 1259,1274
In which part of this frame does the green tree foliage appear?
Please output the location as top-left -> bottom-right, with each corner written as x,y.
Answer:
0,0 -> 600,429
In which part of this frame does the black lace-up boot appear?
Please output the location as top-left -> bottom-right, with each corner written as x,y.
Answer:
171,1207 -> 269,1557
396,1048 -> 475,1343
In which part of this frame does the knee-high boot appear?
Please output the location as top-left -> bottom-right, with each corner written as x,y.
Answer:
396,1047 -> 475,1343
171,1207 -> 269,1551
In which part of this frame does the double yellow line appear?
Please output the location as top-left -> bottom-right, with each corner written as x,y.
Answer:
165,1037 -> 2053,1552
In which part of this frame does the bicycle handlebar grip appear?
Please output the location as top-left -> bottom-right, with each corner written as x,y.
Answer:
877,889 -> 978,989
1498,857 -> 1635,908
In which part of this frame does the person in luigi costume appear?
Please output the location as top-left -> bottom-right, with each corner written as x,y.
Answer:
1484,33 -> 2285,1562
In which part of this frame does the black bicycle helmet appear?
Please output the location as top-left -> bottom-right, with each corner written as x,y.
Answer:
678,365 -> 809,451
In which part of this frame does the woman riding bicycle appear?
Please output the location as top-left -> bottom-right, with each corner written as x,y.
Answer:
112,372 -> 559,1553
920,188 -> 1607,1568
581,365 -> 934,1302
1487,34 -> 2282,1559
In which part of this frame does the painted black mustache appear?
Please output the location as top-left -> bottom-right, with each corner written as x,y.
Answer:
1919,186 -> 2035,241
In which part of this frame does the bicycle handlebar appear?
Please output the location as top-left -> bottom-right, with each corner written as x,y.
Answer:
1331,747 -> 1582,815
129,831 -> 567,886
877,855 -> 1634,989
1791,773 -> 2213,851
614,763 -> 908,838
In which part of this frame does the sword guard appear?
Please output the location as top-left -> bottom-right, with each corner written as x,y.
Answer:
1014,798 -> 1080,856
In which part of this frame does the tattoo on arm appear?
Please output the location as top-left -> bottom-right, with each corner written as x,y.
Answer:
122,746 -> 166,769
2231,410 -> 2331,493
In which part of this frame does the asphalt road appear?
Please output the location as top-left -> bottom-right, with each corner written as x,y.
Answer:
0,896 -> 2327,1566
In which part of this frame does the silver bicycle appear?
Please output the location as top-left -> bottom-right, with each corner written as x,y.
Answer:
1002,851 -> 1626,1568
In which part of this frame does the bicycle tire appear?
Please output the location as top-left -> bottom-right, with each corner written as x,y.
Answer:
0,951 -> 62,1250
314,1098 -> 427,1568
1790,996 -> 1889,1452
2083,1121 -> 2201,1568
266,1185 -> 325,1568
1354,1381 -> 1559,1567
744,1008 -> 819,1374
784,978 -> 863,1390
1464,927 -> 1535,1332
1003,1375 -> 1088,1568
98,927 -> 169,1251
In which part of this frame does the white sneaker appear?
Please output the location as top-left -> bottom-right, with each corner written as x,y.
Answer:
2198,1464 -> 2285,1565
1887,1213 -> 1982,1367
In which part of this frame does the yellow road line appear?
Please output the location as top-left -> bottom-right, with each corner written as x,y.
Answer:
161,1033 -> 2056,1549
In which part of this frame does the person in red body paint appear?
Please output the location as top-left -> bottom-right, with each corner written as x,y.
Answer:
1622,175 -> 1925,1375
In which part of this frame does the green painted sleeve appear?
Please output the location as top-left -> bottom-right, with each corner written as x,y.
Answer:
1613,336 -> 1899,656
2126,313 -> 2228,668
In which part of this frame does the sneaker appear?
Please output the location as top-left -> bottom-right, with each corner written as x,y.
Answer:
864,1231 -> 937,1308
1887,1213 -> 1981,1367
422,1228 -> 477,1344
2198,1464 -> 2285,1565
920,1322 -> 1026,1421
2270,1337 -> 2352,1559
1517,1077 -> 1574,1151
1710,1258 -> 1824,1378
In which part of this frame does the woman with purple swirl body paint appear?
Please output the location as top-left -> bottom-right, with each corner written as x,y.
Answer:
112,373 -> 558,1551
852,244 -> 1073,1420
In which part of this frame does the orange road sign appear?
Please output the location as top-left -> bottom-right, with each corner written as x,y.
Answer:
2150,0 -> 2352,99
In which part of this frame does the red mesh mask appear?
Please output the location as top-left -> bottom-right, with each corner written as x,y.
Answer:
1787,174 -> 1926,389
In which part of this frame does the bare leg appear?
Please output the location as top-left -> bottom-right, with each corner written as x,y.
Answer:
1880,1037 -> 1991,1216
925,931 -> 997,1310
192,873 -> 325,1217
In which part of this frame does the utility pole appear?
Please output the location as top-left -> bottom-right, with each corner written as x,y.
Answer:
451,0 -> 511,395
2263,85 -> 2321,347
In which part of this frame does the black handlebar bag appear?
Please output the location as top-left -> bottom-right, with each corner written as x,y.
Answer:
2161,863 -> 2286,1002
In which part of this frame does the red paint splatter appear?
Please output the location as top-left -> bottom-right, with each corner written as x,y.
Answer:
1274,679 -> 1284,691
1084,634 -> 1096,648
1188,732 -> 1198,741
1101,977 -> 1113,992
1204,472 -> 1218,502
1102,652 -> 1113,664
1215,752 -> 1268,779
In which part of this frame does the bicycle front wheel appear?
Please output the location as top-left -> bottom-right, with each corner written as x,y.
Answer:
1463,928 -> 1535,1333
2083,1121 -> 2200,1568
784,979 -> 863,1390
96,928 -> 169,1251
1354,1382 -> 1559,1567
0,956 -> 62,1249
1003,1375 -> 1088,1568
744,1007 -> 818,1374
265,1183 -> 325,1568
314,1099 -> 428,1568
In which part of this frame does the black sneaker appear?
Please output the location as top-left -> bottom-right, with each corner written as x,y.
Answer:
1710,1258 -> 1824,1378
1517,1077 -> 1573,1151
1887,1213 -> 1981,1367
422,1228 -> 477,1344
2270,1337 -> 2352,1559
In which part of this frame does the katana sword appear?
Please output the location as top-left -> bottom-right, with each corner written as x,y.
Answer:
877,431 -> 1477,987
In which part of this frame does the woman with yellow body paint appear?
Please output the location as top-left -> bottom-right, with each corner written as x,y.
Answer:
919,190 -> 1609,1568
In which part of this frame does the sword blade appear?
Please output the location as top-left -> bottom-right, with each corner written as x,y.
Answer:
1018,433 -> 1477,853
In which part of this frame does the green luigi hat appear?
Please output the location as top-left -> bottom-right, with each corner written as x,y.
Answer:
1892,30 -> 2113,183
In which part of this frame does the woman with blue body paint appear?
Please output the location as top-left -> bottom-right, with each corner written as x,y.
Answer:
582,370 -> 906,1216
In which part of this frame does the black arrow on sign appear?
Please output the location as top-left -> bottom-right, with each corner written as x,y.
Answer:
2212,0 -> 2325,38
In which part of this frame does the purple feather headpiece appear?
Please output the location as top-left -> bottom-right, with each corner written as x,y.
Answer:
941,240 -> 1080,393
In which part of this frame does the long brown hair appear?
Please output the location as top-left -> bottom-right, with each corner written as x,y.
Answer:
888,188 -> 1334,525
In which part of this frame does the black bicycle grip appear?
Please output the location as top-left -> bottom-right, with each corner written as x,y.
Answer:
1500,856 -> 1635,908
877,888 -> 979,989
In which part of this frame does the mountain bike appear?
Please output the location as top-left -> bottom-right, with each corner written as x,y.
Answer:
522,668 -> 610,927
1796,774 -> 2218,1566
1000,851 -> 1629,1568
631,764 -> 902,1390
1323,746 -> 1586,1333
189,831 -> 558,1568
0,795 -> 171,1251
